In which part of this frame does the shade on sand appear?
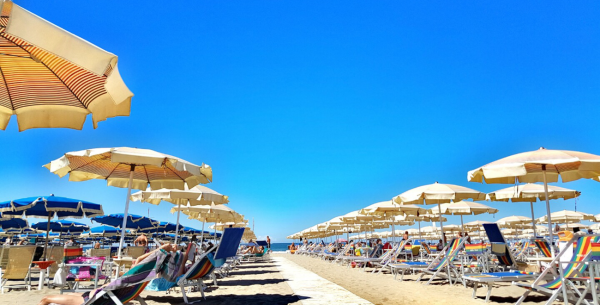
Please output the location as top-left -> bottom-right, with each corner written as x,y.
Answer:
468,147 -> 600,255
0,1 -> 133,131
45,147 -> 212,258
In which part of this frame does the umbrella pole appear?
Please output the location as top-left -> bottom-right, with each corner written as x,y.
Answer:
200,221 -> 205,245
418,220 -> 422,241
460,215 -> 464,234
542,166 -> 554,257
43,214 -> 51,260
174,202 -> 181,245
530,202 -> 537,237
118,166 -> 135,259
438,202 -> 446,245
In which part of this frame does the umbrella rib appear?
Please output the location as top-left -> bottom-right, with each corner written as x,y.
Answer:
142,165 -> 151,186
4,35 -> 88,110
68,155 -> 111,172
164,163 -> 187,183
0,65 -> 14,111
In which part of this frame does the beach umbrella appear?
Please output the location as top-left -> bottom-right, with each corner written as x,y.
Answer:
468,147 -> 600,256
0,1 -> 133,131
536,210 -> 594,224
559,223 -> 588,230
496,215 -> 533,237
31,220 -> 89,235
463,220 -> 493,231
83,225 -> 123,237
92,213 -> 159,231
0,217 -> 28,229
487,183 -> 580,237
359,201 -> 426,241
393,182 -> 486,243
427,201 -> 498,233
44,147 -> 212,258
131,185 -> 228,244
0,195 -> 102,259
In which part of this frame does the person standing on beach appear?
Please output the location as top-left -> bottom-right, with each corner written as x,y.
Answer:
266,236 -> 271,249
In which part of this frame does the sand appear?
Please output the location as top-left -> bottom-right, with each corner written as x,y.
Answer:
0,254 -> 554,305
278,253 -> 550,305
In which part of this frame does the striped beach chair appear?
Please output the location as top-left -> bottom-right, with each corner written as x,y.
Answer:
84,248 -> 168,305
533,238 -> 552,258
179,252 -> 216,303
416,237 -> 467,285
514,234 -> 600,305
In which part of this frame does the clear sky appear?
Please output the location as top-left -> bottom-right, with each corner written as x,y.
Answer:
5,1 -> 600,242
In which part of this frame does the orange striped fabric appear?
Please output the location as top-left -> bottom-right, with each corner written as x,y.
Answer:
0,1 -> 126,130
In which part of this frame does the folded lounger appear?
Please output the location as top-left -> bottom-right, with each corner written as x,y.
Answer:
462,223 -> 537,303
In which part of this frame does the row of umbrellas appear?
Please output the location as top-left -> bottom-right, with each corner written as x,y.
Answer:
291,148 -> 600,257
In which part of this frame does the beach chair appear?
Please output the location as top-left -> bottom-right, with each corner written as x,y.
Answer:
178,251 -> 217,303
212,227 -> 245,278
390,238 -> 459,282
0,246 -> 9,270
415,237 -> 467,285
462,224 -> 537,303
125,246 -> 146,259
84,248 -> 168,305
514,234 -> 600,305
61,246 -> 107,293
512,241 -> 530,261
369,240 -> 410,274
460,243 -> 488,274
0,245 -> 36,293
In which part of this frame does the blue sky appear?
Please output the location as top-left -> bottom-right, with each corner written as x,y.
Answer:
4,1 -> 600,242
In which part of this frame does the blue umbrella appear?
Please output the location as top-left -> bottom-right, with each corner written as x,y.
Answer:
5,227 -> 37,234
87,225 -> 124,236
138,221 -> 180,234
0,195 -> 103,259
0,218 -> 28,230
0,195 -> 103,219
31,220 -> 90,234
92,214 -> 159,231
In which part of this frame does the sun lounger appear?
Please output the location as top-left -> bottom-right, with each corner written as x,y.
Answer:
60,246 -> 108,293
416,237 -> 467,285
0,245 -> 36,293
390,238 -> 460,282
514,234 -> 600,305
84,248 -> 168,305
125,246 -> 146,259
462,224 -> 537,302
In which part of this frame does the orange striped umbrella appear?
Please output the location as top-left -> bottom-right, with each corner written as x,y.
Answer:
0,1 -> 132,131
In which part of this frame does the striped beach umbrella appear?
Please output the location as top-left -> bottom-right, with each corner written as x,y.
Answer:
0,1 -> 133,131
44,147 -> 212,258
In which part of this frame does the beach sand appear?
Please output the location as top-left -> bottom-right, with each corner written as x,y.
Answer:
0,254 -> 553,305
0,259 -> 301,305
278,253 -> 549,305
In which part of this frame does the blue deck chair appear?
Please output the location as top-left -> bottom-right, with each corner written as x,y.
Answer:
462,224 -> 537,303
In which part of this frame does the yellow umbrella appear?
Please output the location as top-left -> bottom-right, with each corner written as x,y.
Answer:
394,182 -> 486,243
0,1 -> 133,131
45,147 -> 212,258
469,147 -> 600,255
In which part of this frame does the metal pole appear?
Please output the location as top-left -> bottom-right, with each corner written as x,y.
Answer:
438,202 -> 446,245
174,202 -> 181,245
43,214 -> 51,260
118,165 -> 135,259
542,166 -> 555,257
530,202 -> 537,237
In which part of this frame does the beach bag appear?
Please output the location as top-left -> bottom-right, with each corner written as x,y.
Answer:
53,263 -> 67,286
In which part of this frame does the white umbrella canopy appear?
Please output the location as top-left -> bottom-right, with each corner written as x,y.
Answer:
359,201 -> 426,217
427,200 -> 498,233
45,147 -> 213,258
463,220 -> 493,230
468,147 -> 600,256
394,182 -> 486,243
131,184 -> 228,244
0,1 -> 133,131
487,183 -> 581,237
559,223 -> 589,230
496,215 -> 533,227
536,210 -> 595,224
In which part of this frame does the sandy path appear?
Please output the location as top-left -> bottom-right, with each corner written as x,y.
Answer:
277,253 -> 550,305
